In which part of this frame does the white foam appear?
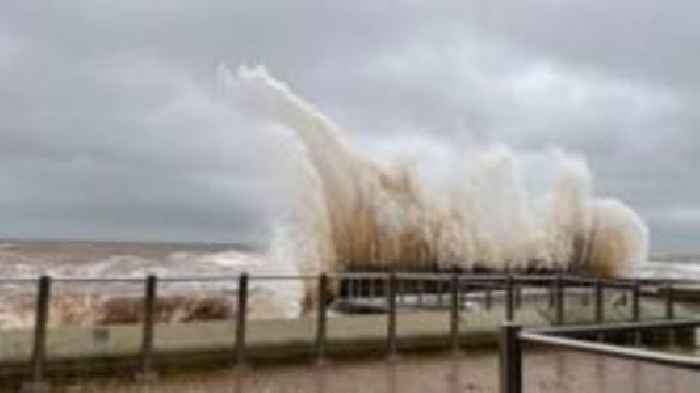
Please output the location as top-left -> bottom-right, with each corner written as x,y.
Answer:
214,64 -> 653,309
227,65 -> 649,276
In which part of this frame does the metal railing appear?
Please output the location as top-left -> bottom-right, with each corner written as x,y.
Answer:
499,320 -> 700,393
2,272 -> 696,389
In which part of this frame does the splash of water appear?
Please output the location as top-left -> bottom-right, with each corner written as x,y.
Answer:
222,65 -> 649,305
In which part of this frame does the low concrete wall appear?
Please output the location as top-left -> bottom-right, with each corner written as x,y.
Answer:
0,298 -> 696,387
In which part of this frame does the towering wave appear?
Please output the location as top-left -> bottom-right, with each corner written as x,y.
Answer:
221,65 -> 649,306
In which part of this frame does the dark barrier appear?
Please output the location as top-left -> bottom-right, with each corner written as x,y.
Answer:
499,320 -> 700,393
4,272 -> 697,391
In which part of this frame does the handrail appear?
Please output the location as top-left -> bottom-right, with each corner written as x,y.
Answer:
529,319 -> 700,336
6,270 -> 698,391
0,271 -> 700,282
1,273 -> 699,285
519,331 -> 700,370
500,320 -> 700,393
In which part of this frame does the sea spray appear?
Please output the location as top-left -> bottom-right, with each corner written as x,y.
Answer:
224,64 -> 650,308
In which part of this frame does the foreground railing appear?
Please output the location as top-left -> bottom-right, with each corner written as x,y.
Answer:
499,320 -> 700,393
3,272 -> 697,391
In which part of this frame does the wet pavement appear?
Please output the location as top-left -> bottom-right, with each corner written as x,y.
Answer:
49,349 -> 699,393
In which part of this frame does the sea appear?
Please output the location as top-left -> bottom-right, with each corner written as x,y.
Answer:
0,239 -> 699,329
0,239 -> 303,328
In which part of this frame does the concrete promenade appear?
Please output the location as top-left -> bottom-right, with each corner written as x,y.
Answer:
0,296 -> 694,384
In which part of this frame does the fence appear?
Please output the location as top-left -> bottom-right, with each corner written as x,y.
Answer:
499,320 -> 700,393
2,272 -> 697,390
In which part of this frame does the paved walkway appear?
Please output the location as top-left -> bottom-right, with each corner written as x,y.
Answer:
45,349 -> 700,393
0,296 -> 691,364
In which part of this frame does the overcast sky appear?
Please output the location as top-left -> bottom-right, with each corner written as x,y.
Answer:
1,1 -> 698,251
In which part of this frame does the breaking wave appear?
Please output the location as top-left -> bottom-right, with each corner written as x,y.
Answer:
223,65 -> 649,290
0,244 -> 300,328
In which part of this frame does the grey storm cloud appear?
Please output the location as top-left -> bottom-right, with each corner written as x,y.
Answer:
0,1 -> 698,250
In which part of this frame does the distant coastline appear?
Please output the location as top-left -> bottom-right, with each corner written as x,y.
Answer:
3,238 -> 699,264
0,237 -> 263,252
649,252 -> 700,264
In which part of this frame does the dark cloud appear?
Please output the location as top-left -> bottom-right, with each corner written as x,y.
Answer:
0,1 -> 698,250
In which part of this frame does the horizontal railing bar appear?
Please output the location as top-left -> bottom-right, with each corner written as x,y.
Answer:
329,272 -> 393,279
395,273 -> 455,281
450,274 -> 510,281
529,319 -> 700,336
1,274 -> 699,285
0,278 -> 40,284
157,277 -> 240,282
51,278 -> 146,283
519,332 -> 700,370
615,278 -> 700,285
512,274 -> 561,280
247,275 -> 318,281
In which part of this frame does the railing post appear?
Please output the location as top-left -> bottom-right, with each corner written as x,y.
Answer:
235,273 -> 249,367
548,279 -> 555,308
664,281 -> 676,347
450,274 -> 460,353
485,286 -> 493,310
138,275 -> 157,382
665,281 -> 674,320
514,283 -> 522,310
595,279 -> 604,324
315,273 -> 328,363
631,280 -> 640,322
417,279 -> 424,306
631,280 -> 642,346
554,274 -> 564,326
438,279 -> 445,306
387,272 -> 398,358
499,323 -> 522,393
581,279 -> 590,306
505,275 -> 514,322
594,279 -> 605,341
23,275 -> 51,393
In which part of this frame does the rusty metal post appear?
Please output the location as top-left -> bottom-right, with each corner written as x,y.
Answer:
581,280 -> 591,306
548,279 -> 556,308
387,272 -> 398,358
485,286 -> 493,310
664,281 -> 676,346
438,279 -> 445,306
594,279 -> 605,342
554,274 -> 564,326
235,273 -> 249,367
23,276 -> 51,393
631,280 -> 641,346
315,273 -> 328,363
665,281 -> 674,320
137,275 -> 158,381
505,275 -> 514,322
632,280 -> 641,322
499,323 -> 522,393
450,274 -> 460,352
417,279 -> 424,306
595,279 -> 604,324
